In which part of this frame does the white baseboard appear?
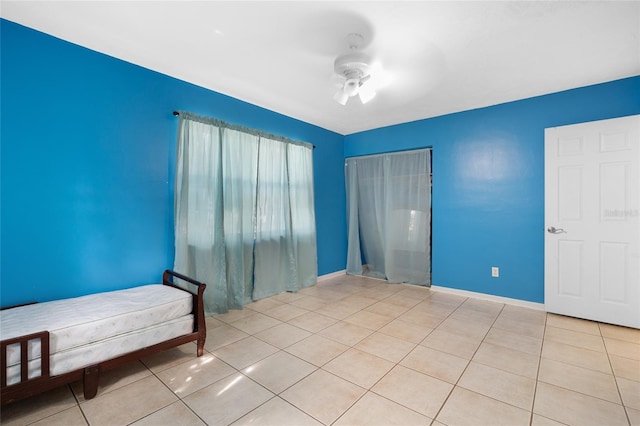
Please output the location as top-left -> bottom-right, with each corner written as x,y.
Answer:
318,269 -> 346,281
316,270 -> 545,311
430,285 -> 545,311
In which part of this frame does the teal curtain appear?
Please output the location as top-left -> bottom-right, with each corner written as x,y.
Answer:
174,112 -> 317,314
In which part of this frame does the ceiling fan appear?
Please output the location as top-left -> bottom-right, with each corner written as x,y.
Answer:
332,33 -> 383,106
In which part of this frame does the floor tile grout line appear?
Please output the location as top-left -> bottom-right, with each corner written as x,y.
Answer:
535,379 -> 630,410
598,322 -> 632,426
25,383 -> 89,426
533,318 -> 634,423
194,337 -> 324,425
264,279 -> 525,423
127,286 -> 636,425
227,363 -> 317,425
528,309 -> 548,426
165,282 -> 510,424
292,282 -> 438,424
268,289 -> 373,426
331,390 -> 435,426
229,302 -> 365,405
426,299 -> 513,424
539,350 -> 619,375
79,353 -> 207,426
56,382 -> 85,426
8,276 -> 637,426
319,282 -> 435,425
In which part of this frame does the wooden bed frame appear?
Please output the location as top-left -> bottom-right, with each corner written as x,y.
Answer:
0,270 -> 206,405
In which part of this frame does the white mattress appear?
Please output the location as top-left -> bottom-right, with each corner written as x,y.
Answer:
1,284 -> 193,368
5,315 -> 194,385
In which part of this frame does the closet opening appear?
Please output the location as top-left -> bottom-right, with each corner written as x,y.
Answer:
345,148 -> 432,286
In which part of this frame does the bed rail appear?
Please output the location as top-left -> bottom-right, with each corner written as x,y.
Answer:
0,331 -> 50,388
162,269 -> 207,356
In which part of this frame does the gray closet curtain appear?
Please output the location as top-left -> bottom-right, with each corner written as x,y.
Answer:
346,149 -> 431,285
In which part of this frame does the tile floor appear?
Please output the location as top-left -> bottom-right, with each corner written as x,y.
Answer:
2,274 -> 639,425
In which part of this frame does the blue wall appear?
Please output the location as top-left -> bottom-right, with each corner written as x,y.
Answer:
0,20 -> 346,306
345,76 -> 640,303
3,18 -> 638,307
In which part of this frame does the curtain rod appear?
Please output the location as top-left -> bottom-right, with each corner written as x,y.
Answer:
345,147 -> 432,160
173,111 -> 315,149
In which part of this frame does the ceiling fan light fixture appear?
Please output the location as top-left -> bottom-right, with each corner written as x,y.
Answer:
333,89 -> 349,106
334,51 -> 371,77
343,78 -> 360,97
358,82 -> 376,104
332,33 -> 383,106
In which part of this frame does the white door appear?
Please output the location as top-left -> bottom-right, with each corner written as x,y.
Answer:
545,115 -> 640,328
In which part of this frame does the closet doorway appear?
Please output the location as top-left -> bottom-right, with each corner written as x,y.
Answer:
346,148 -> 432,286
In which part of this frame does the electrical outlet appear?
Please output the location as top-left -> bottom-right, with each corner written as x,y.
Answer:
491,267 -> 499,278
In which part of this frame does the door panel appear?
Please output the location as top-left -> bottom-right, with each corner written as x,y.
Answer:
558,166 -> 583,220
545,115 -> 639,328
557,240 -> 583,297
599,242 -> 627,303
600,162 -> 629,221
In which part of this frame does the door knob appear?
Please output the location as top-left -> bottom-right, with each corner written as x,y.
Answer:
547,226 -> 566,234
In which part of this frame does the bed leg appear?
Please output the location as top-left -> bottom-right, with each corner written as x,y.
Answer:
83,365 -> 100,399
196,335 -> 205,357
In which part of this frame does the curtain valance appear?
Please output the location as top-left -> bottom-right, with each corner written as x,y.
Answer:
174,110 -> 314,150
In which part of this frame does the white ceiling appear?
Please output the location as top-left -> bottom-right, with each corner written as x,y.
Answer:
2,1 -> 639,135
